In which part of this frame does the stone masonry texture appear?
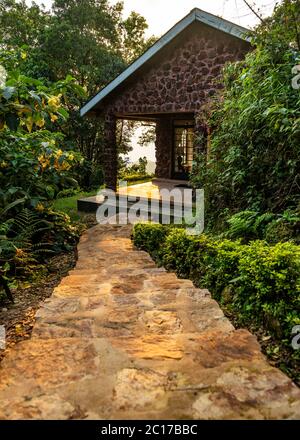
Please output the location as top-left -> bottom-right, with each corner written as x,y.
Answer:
106,24 -> 250,115
155,118 -> 173,179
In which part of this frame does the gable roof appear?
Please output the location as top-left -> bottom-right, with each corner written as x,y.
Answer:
80,8 -> 250,116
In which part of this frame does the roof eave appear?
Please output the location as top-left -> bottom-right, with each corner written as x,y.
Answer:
194,9 -> 250,42
80,10 -> 197,117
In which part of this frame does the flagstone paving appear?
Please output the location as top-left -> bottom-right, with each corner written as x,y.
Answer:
0,224 -> 299,419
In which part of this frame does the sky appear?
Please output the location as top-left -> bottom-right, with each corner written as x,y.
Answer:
29,0 -> 279,34
113,0 -> 279,36
27,0 -> 279,163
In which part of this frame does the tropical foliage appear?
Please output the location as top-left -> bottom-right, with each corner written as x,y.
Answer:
0,0 -> 155,185
0,48 -> 83,300
0,49 -> 83,208
191,0 -> 300,233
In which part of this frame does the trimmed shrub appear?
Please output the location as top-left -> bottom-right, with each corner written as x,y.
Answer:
120,173 -> 153,183
133,223 -> 169,261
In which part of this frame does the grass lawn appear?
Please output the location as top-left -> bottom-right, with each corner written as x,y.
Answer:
52,190 -> 97,221
52,177 -> 153,221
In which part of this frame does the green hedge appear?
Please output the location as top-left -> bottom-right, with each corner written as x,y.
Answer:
120,173 -> 153,183
133,223 -> 300,344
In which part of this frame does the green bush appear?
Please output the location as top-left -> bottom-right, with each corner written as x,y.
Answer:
224,210 -> 300,243
235,241 -> 300,338
225,211 -> 275,241
265,211 -> 300,244
133,223 -> 300,344
0,206 -> 81,301
0,48 -> 85,216
56,187 -> 81,199
133,223 -> 169,261
120,173 -> 153,183
39,208 -> 81,253
72,160 -> 104,191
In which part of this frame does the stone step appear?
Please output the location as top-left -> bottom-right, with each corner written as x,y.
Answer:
92,202 -> 196,225
78,194 -> 195,219
32,287 -> 235,340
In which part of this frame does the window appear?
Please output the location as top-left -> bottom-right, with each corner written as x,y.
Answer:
173,120 -> 194,176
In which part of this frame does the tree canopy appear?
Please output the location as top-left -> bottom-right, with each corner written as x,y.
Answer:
0,0 -> 155,185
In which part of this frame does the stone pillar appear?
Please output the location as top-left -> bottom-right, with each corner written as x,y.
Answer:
155,118 -> 173,179
103,112 -> 117,191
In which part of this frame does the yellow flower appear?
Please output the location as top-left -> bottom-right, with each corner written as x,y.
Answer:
15,248 -> 26,258
48,94 -> 62,108
50,113 -> 58,123
55,160 -> 70,171
0,161 -> 8,168
35,202 -> 45,212
38,155 -> 50,170
35,118 -> 45,128
17,105 -> 31,115
63,162 -> 71,170
25,118 -> 33,133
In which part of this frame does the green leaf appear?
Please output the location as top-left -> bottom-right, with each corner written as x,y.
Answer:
45,185 -> 55,199
57,108 -> 69,119
0,198 -> 26,217
29,90 -> 42,103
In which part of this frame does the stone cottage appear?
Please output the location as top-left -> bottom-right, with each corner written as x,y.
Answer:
80,8 -> 251,190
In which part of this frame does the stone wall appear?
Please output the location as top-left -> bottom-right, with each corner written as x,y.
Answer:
155,118 -> 173,178
106,24 -> 250,115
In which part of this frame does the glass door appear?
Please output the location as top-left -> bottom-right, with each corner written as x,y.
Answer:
173,120 -> 194,180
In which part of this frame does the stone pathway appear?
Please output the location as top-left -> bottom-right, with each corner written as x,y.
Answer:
0,225 -> 299,419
